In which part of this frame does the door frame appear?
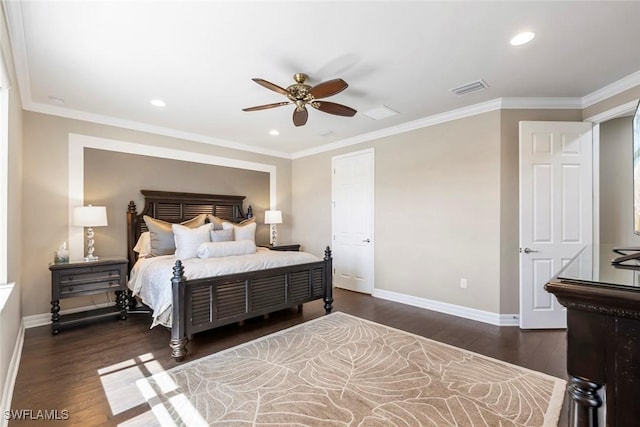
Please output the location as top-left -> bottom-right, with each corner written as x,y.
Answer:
517,100 -> 639,327
331,147 -> 375,294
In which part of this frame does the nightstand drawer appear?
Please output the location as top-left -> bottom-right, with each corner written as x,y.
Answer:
59,278 -> 122,296
59,269 -> 122,286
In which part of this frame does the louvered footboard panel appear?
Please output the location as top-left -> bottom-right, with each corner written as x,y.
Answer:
250,275 -> 286,311
191,287 -> 212,326
312,268 -> 324,297
290,271 -> 312,301
216,281 -> 247,320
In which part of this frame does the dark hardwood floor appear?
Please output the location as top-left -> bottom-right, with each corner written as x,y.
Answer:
10,288 -> 569,426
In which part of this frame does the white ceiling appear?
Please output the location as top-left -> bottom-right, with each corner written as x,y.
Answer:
4,1 -> 640,158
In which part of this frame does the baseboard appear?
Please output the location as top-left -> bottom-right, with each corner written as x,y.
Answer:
23,302 -> 116,329
0,320 -> 24,427
372,288 -> 519,327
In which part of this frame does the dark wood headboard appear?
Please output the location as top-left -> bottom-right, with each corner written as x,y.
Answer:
126,190 -> 253,271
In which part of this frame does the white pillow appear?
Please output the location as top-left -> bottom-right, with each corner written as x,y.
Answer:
172,223 -> 212,260
210,228 -> 234,242
133,231 -> 151,257
222,221 -> 257,243
197,240 -> 257,258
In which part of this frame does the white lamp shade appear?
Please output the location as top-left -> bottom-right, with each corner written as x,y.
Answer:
264,210 -> 282,225
73,205 -> 108,227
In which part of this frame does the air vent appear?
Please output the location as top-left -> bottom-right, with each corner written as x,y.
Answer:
361,105 -> 399,120
450,79 -> 489,96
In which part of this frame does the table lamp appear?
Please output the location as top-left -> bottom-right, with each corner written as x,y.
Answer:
73,205 -> 108,261
264,210 -> 282,247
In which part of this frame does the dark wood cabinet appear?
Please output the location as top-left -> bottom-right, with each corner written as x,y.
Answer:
261,244 -> 300,252
49,258 -> 128,334
545,245 -> 640,427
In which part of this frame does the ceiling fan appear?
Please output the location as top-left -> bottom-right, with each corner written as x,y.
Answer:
242,73 -> 357,127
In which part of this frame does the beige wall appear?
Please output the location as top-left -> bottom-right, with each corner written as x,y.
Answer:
21,112 -> 292,317
600,116 -> 640,245
294,112 -> 503,313
294,109 -> 591,316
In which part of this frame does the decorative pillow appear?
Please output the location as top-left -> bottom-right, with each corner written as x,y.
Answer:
197,240 -> 257,258
144,214 -> 207,256
207,214 -> 255,230
133,231 -> 151,257
210,228 -> 234,242
222,221 -> 257,243
172,223 -> 213,260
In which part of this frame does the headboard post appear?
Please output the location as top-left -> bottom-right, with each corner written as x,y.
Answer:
126,200 -> 139,272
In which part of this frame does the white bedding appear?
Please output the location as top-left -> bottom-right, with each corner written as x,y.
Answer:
128,247 -> 321,328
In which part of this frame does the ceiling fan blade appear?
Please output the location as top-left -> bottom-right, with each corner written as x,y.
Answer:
242,101 -> 291,112
293,106 -> 308,127
252,78 -> 289,96
309,78 -> 348,99
312,101 -> 357,117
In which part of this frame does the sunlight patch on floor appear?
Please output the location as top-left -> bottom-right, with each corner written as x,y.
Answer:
98,352 -> 169,416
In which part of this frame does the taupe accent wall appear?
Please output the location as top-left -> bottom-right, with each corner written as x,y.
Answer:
84,148 -> 270,258
21,112 -> 291,317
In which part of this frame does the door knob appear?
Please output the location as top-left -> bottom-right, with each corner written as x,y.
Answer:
522,247 -> 539,254
362,238 -> 370,243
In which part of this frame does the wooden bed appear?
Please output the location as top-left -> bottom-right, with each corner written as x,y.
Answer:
126,190 -> 333,362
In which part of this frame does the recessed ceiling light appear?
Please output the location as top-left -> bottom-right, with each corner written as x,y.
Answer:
510,31 -> 535,46
269,129 -> 279,136
150,99 -> 166,107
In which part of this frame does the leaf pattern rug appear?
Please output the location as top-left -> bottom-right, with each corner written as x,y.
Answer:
137,312 -> 565,426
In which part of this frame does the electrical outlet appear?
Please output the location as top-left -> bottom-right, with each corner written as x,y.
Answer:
460,278 -> 468,289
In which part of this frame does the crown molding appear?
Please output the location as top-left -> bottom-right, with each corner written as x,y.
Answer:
292,99 -> 503,159
291,97 -> 586,159
582,70 -> 640,108
6,0 -> 640,161
25,100 -> 292,159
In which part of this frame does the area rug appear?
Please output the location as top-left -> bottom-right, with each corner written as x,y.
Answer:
137,312 -> 566,426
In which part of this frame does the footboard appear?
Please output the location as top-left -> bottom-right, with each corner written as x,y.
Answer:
169,247 -> 333,361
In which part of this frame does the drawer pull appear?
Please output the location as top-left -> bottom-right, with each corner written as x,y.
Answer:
68,287 -> 74,292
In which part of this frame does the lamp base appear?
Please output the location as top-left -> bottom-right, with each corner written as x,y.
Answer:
84,255 -> 99,262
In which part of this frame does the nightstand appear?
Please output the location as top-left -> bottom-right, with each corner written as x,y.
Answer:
49,257 -> 128,334
262,244 -> 301,252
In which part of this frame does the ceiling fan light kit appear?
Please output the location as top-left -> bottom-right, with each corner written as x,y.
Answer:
242,73 -> 357,127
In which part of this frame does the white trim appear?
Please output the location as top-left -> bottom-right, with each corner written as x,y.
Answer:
67,134 -> 278,260
582,70 -> 640,108
499,97 -> 582,109
372,288 -> 519,327
592,123 -> 600,248
0,320 -> 23,427
22,301 -> 117,329
584,99 -> 639,124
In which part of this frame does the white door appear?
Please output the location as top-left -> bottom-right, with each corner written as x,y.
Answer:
332,149 -> 374,294
519,121 -> 593,329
